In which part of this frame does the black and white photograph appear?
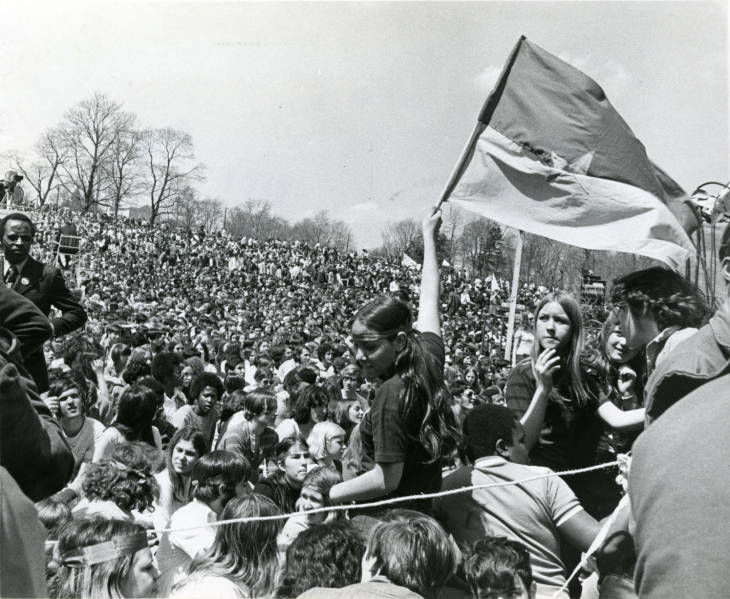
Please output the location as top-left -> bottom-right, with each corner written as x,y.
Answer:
0,1 -> 728,598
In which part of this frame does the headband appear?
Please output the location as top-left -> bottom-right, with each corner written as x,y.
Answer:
352,326 -> 413,342
60,531 -> 148,568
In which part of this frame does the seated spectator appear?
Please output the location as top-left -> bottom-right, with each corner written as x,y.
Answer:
463,536 -> 536,599
153,425 -> 207,528
173,494 -> 282,599
50,518 -> 159,599
332,399 -> 363,443
74,442 -> 160,523
93,385 -> 162,461
298,509 -> 457,599
277,465 -> 341,553
171,372 -> 224,451
48,373 -> 105,494
276,384 -> 329,441
307,421 -> 346,472
276,521 -> 365,598
151,351 -> 186,421
157,450 -> 251,595
216,390 -> 278,482
253,436 -> 314,514
435,404 -> 600,598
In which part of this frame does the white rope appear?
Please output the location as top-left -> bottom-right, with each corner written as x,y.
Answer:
158,459 -> 619,534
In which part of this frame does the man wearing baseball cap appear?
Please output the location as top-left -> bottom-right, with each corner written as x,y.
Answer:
642,220 -> 730,423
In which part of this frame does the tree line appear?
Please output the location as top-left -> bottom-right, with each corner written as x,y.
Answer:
7,92 -> 355,251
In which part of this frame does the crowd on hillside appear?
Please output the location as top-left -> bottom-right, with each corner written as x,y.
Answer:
2,198 -> 728,599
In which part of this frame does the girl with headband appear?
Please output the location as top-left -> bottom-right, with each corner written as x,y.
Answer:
328,209 -> 459,515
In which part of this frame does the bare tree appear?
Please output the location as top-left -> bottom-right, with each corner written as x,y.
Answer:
57,92 -> 132,212
197,197 -> 223,233
461,217 -> 504,277
225,199 -> 291,240
330,219 -> 353,252
141,127 -> 205,225
102,124 -> 143,219
380,219 -> 421,260
442,204 -> 464,264
8,128 -> 66,208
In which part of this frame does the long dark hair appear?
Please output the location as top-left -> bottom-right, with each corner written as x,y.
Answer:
582,311 -> 647,402
354,295 -> 459,463
167,426 -> 206,504
113,385 -> 158,447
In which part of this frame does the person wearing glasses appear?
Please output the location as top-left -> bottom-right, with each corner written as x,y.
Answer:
0,212 -> 87,391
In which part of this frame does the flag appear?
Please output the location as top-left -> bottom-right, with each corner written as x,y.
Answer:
443,36 -> 695,270
401,253 -> 419,269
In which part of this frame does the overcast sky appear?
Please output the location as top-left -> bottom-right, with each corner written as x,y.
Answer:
1,1 -> 727,248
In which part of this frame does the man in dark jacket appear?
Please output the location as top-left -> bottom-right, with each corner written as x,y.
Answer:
0,212 -> 87,391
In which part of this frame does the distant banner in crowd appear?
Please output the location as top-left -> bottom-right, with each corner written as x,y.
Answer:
443,36 -> 695,270
401,253 -> 419,269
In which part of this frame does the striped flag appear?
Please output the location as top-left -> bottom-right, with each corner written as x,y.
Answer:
443,36 -> 696,269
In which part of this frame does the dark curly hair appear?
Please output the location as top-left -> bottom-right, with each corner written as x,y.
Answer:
81,442 -> 159,513
292,384 -> 328,424
611,266 -> 709,331
190,372 -> 224,401
276,521 -> 365,598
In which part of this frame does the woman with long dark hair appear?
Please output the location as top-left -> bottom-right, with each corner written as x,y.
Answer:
329,209 -> 459,514
93,385 -> 162,462
154,426 -> 207,527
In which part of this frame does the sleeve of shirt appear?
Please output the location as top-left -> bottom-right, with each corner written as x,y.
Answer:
371,382 -> 408,463
505,362 -> 536,419
170,407 -> 189,430
545,469 -> 584,526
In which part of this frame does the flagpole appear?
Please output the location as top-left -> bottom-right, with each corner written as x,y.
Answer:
436,121 -> 487,211
504,231 -> 523,362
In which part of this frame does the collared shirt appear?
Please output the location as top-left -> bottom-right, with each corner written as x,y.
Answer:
3,257 -> 27,280
645,326 -> 698,376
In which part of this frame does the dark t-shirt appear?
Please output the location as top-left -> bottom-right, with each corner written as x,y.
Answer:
359,332 -> 445,513
505,358 -> 598,472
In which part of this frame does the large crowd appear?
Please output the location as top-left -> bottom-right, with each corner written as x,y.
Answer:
1,194 -> 728,599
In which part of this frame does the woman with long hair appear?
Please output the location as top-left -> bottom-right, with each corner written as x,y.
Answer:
93,385 -> 162,462
307,421 -> 347,473
333,400 -> 364,443
579,312 -> 648,517
329,210 -> 459,514
51,518 -> 159,599
173,494 -> 282,599
154,426 -> 207,527
504,291 -> 598,473
275,384 -> 329,442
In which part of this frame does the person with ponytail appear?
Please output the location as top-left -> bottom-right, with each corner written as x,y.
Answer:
329,209 -> 459,515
